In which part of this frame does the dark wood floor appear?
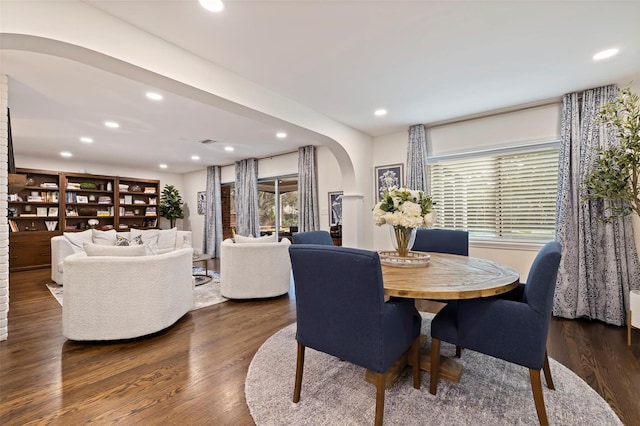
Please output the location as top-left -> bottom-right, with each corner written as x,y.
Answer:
1,266 -> 639,425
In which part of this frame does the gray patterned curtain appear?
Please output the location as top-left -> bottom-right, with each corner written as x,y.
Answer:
235,158 -> 260,237
554,84 -> 640,326
406,124 -> 428,192
203,165 -> 223,257
298,145 -> 319,232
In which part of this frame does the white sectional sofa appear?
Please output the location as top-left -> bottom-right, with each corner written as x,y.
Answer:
51,228 -> 192,284
62,247 -> 194,340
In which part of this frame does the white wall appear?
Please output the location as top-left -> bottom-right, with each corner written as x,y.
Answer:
1,74 -> 8,341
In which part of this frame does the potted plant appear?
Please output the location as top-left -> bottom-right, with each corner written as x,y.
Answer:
583,86 -> 640,221
159,184 -> 184,228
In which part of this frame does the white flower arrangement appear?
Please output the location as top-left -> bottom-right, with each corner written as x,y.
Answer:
373,187 -> 436,228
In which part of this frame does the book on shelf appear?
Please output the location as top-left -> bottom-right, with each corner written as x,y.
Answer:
145,206 -> 157,216
98,196 -> 112,204
9,220 -> 19,232
40,182 -> 58,189
144,187 -> 156,194
134,199 -> 146,205
8,194 -> 18,202
20,213 -> 37,217
27,195 -> 45,202
119,184 -> 129,191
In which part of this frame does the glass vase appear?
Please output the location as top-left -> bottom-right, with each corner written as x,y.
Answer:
390,225 -> 417,257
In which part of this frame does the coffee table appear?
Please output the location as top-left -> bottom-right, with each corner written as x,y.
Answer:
192,253 -> 214,286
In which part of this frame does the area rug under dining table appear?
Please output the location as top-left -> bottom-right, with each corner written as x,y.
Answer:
46,269 -> 227,311
245,312 -> 622,426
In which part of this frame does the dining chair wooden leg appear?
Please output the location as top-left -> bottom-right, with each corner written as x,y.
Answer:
429,337 -> 441,395
542,350 -> 555,390
529,369 -> 549,426
293,343 -> 305,403
411,337 -> 421,389
374,372 -> 385,426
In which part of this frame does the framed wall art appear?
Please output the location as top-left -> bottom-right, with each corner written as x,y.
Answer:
197,191 -> 206,215
375,163 -> 403,201
328,191 -> 343,226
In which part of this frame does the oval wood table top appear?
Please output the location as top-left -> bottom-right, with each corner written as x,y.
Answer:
381,252 -> 520,300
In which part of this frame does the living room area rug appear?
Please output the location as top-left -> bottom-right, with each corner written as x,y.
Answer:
245,312 -> 622,426
46,270 -> 227,311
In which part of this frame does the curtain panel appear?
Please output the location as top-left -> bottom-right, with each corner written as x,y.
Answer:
298,145 -> 320,232
235,158 -> 261,237
406,124 -> 429,192
203,165 -> 223,257
554,84 -> 640,326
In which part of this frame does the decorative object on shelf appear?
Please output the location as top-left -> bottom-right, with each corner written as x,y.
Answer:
160,184 -> 184,228
78,207 -> 98,216
107,181 -> 112,191
583,86 -> 640,221
79,182 -> 97,190
373,187 -> 436,262
88,219 -> 99,228
25,177 -> 36,186
129,184 -> 142,192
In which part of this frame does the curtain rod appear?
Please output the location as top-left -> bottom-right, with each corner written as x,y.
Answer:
425,97 -> 561,130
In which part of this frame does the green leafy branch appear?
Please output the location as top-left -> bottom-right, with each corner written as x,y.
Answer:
583,86 -> 640,222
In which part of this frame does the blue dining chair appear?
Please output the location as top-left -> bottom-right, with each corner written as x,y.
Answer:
289,245 -> 421,426
292,230 -> 334,245
412,228 -> 469,256
413,228 -> 469,357
429,240 -> 562,426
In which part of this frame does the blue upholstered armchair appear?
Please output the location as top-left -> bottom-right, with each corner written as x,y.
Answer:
412,228 -> 469,256
429,240 -> 562,426
291,230 -> 334,245
289,245 -> 421,426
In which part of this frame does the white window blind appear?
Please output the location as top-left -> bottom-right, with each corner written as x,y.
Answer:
428,149 -> 559,240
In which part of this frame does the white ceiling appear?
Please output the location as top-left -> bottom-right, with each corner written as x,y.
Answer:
3,0 -> 640,174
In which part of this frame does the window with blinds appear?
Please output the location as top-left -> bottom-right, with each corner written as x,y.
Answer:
428,149 -> 559,240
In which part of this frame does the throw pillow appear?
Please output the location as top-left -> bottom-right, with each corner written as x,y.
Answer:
130,229 -> 159,254
83,243 -> 147,257
234,234 -> 277,244
157,227 -> 178,250
92,229 -> 117,245
115,235 -> 130,246
63,229 -> 93,253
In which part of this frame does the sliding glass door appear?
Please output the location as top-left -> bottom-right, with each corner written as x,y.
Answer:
258,176 -> 298,239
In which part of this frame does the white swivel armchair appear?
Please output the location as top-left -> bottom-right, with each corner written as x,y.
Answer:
220,238 -> 292,299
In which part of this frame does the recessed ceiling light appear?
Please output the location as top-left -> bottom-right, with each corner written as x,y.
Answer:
593,48 -> 619,60
159,164 -> 168,169
191,155 -> 200,161
374,109 -> 388,116
146,92 -> 163,101
276,132 -> 287,139
199,0 -> 224,12
104,121 -> 120,128
60,151 -> 73,158
80,137 -> 93,143
224,146 -> 234,152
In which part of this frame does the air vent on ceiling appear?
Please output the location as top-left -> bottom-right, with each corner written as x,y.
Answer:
199,139 -> 217,145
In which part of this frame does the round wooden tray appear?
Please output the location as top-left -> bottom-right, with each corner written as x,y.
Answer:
378,251 -> 430,268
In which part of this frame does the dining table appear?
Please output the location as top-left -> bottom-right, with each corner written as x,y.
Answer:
365,251 -> 520,388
